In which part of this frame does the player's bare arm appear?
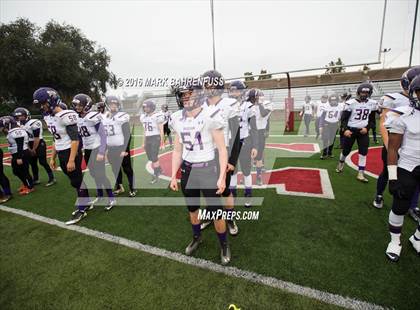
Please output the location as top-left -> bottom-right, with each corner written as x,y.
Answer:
170,134 -> 182,191
212,128 -> 227,195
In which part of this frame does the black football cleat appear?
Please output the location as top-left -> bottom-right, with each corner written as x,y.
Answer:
66,210 -> 87,225
227,220 -> 239,236
104,199 -> 116,211
0,195 -> 12,203
185,235 -> 202,256
220,242 -> 231,265
372,195 -> 383,209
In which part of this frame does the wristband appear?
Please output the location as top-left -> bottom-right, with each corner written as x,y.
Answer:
387,165 -> 398,180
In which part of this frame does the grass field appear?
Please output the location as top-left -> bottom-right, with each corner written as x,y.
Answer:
1,118 -> 419,310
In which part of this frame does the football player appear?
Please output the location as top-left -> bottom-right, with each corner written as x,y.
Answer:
34,87 -> 91,224
315,94 -> 329,139
0,143 -> 12,203
337,92 -> 351,149
300,95 -> 314,137
373,66 -> 420,209
201,70 -> 241,236
336,82 -> 377,182
96,101 -> 108,118
0,116 -> 34,195
13,107 -> 56,186
102,96 -> 136,197
140,99 -> 165,184
319,93 -> 343,159
250,88 -> 273,186
170,80 -> 231,265
161,104 -> 173,147
384,75 -> 420,261
228,80 -> 258,209
72,94 -> 116,210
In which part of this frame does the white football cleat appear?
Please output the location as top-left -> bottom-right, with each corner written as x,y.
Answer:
386,241 -> 402,262
335,162 -> 344,173
409,235 -> 420,255
357,171 -> 369,183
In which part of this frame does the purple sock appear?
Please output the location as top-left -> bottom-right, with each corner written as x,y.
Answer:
97,189 -> 104,197
3,187 -> 11,196
217,231 -> 227,247
77,188 -> 90,211
256,167 -> 262,177
245,187 -> 252,197
192,224 -> 201,238
230,186 -> 237,197
106,189 -> 115,198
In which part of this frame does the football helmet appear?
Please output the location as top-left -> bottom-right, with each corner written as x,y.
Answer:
174,78 -> 204,110
33,87 -> 61,115
356,82 -> 373,101
202,69 -> 225,97
320,94 -> 329,103
229,80 -> 246,100
12,107 -> 31,124
96,101 -> 106,113
408,75 -> 420,109
328,93 -> 339,106
304,95 -> 311,103
401,65 -> 420,91
142,99 -> 156,114
72,94 -> 94,115
0,116 -> 18,131
105,96 -> 121,112
341,92 -> 351,101
246,88 -> 264,104
161,104 -> 169,111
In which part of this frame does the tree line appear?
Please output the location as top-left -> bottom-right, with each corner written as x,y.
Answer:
0,18 -> 117,114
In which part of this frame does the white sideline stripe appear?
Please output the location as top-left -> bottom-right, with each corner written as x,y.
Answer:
0,205 -> 383,310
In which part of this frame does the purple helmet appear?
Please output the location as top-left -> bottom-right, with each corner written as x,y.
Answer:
401,66 -> 420,91
33,87 -> 61,115
72,94 -> 94,114
142,99 -> 156,113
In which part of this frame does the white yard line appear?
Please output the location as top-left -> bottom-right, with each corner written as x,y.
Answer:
0,205 -> 383,310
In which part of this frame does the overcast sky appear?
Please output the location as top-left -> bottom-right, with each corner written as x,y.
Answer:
1,0 -> 419,94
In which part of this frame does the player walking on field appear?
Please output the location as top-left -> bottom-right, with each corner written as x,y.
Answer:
170,80 -> 231,265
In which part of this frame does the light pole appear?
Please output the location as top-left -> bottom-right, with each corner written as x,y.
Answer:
210,0 -> 216,70
409,0 -> 419,67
